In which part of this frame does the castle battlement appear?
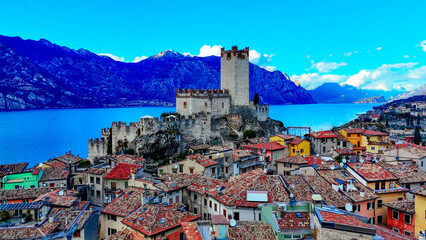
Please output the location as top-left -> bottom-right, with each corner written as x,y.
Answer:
176,89 -> 230,98
221,46 -> 249,59
88,138 -> 107,144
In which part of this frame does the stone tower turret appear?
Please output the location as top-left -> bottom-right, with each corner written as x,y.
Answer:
220,46 -> 250,106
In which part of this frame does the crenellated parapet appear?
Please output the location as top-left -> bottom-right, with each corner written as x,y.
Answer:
221,46 -> 249,60
88,138 -> 108,162
176,89 -> 230,98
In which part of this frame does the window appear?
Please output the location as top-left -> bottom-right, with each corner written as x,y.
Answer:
125,181 -> 128,188
190,168 -> 194,174
205,102 -> 207,107
223,209 -> 227,217
30,185 -> 35,188
368,217 -> 374,224
392,210 -> 399,220
377,215 -> 383,224
355,204 -> 361,212
96,190 -> 101,198
183,102 -> 187,109
292,149 -> 296,153
371,146 -> 376,151
96,177 -> 100,184
204,198 -> 207,206
398,197 -> 403,201
322,147 -> 326,153
285,163 -> 291,167
176,196 -> 179,203
15,185 -> 19,189
108,214 -> 117,221
393,227 -> 400,233
367,201 -> 374,210
49,183 -> 54,187
214,203 -> 217,211
375,182 -> 380,190
381,181 -> 385,189
108,228 -> 117,236
300,148 -> 304,153
179,164 -> 183,173
222,102 -> 224,108
209,200 -> 212,208
292,235 -> 301,239
73,230 -> 81,238
90,189 -> 95,197
159,169 -> 163,175
212,168 -> 216,175
377,200 -> 383,208
90,177 -> 94,183
404,231 -> 411,236
404,214 -> 411,224
172,168 -> 177,173
234,212 -> 240,220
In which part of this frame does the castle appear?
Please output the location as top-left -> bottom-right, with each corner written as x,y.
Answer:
88,46 -> 269,161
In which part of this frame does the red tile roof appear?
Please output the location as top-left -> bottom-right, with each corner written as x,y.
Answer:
310,130 -> 338,138
380,163 -> 426,184
35,189 -> 78,207
289,138 -> 304,145
383,200 -> 415,214
102,187 -> 144,217
0,187 -> 58,201
40,166 -> 69,181
104,163 -> 143,180
282,175 -> 315,202
275,156 -> 308,165
0,163 -> 28,178
122,203 -> 200,237
273,134 -> 296,140
228,221 -> 276,240
363,130 -> 388,136
156,173 -> 201,192
0,222 -> 59,239
372,225 -> 416,240
278,212 -> 311,229
412,185 -> 426,197
105,228 -> 146,240
343,128 -> 365,134
242,142 -> 286,151
317,209 -> 372,229
44,159 -> 68,169
303,175 -> 349,208
347,163 -> 397,181
334,148 -> 356,155
86,167 -> 106,175
304,156 -> 322,166
187,177 -> 225,195
181,222 -> 203,240
211,215 -> 229,225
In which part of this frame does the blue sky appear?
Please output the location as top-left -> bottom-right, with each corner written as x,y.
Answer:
1,0 -> 425,90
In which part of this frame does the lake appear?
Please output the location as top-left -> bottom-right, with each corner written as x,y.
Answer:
0,103 -> 379,166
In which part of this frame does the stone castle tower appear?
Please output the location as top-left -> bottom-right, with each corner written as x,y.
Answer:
220,46 -> 250,106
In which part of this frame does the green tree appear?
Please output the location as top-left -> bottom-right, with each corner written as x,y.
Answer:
417,116 -> 421,126
385,119 -> 389,128
254,93 -> 259,105
414,126 -> 422,145
243,130 -> 256,139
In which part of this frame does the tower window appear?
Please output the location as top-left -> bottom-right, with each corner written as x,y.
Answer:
205,102 -> 207,107
222,102 -> 224,108
183,102 -> 187,109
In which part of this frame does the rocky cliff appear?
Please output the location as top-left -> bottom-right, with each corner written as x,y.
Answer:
355,95 -> 386,103
0,35 -> 315,110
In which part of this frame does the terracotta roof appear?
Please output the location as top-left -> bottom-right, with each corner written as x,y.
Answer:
0,222 -> 59,239
0,187 -> 58,201
343,128 -> 365,134
412,185 -> 426,197
104,163 -> 143,180
228,221 -> 276,240
310,130 -> 338,139
207,169 -> 290,207
347,163 -> 397,181
39,166 -> 69,181
189,144 -> 211,151
315,161 -> 340,170
282,175 -> 315,202
86,167 -> 106,175
196,158 -> 218,167
380,163 -> 426,184
156,173 -> 201,192
363,130 -> 388,136
383,200 -> 415,214
316,208 -> 372,229
105,229 -> 146,240
275,156 -> 308,165
304,156 -> 323,166
55,153 -> 87,164
317,170 -> 377,203
44,159 -> 68,169
110,154 -> 144,165
335,132 -> 347,141
371,225 -> 416,240
396,145 -> 426,158
353,146 -> 366,150
32,166 -> 41,175
334,148 -> 356,155
122,203 -> 200,236
289,138 -> 304,145
211,215 -> 229,225
49,206 -> 94,231
187,177 -> 225,195
0,163 -> 28,178
242,142 -> 286,151
303,175 -> 349,208
102,187 -> 144,217
35,189 -> 78,207
273,134 -> 296,140
181,222 -> 203,240
233,149 -> 253,158
278,212 -> 311,229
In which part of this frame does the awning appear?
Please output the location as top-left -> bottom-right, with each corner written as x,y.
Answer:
0,202 -> 44,211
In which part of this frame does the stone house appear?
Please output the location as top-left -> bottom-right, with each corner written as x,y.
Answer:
310,130 -> 338,156
242,142 -> 286,172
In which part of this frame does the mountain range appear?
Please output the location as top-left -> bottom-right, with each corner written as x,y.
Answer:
388,83 -> 426,102
308,82 -> 404,103
0,35 -> 315,111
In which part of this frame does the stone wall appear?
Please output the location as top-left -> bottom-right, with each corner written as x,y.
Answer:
88,138 -> 107,162
176,89 -> 231,117
220,46 -> 250,106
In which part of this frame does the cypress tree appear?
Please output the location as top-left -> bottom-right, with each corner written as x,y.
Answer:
414,126 -> 422,145
254,93 -> 259,105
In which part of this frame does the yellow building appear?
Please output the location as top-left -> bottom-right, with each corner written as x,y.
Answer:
413,186 -> 426,238
288,138 -> 310,157
339,128 -> 366,153
269,134 -> 296,146
360,130 -> 391,154
347,163 -> 408,226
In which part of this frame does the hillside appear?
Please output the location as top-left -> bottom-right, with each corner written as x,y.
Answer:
388,84 -> 426,102
0,35 -> 315,110
355,95 -> 386,103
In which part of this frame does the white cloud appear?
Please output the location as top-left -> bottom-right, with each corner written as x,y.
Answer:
97,53 -> 125,62
419,40 -> 426,51
328,54 -> 333,57
311,61 -> 347,73
292,62 -> 426,91
182,52 -> 192,56
306,55 -> 311,59
132,56 -> 148,63
198,45 -> 222,57
354,50 -> 358,53
403,55 -> 410,59
249,49 -> 261,63
376,47 -> 382,50
344,52 -> 353,57
264,66 -> 277,72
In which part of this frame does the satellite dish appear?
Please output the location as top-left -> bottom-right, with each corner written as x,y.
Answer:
216,153 -> 220,157
38,163 -> 43,167
330,165 -> 335,170
360,158 -> 364,163
340,163 -> 344,167
264,169 -> 268,174
342,158 -> 347,163
290,193 -> 294,198
345,203 -> 353,212
313,164 -> 317,169
316,154 -> 319,157
59,190 -> 64,196
229,219 -> 237,227
303,154 -> 306,157
174,164 -> 178,168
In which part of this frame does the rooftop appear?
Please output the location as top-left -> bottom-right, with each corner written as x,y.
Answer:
110,154 -> 144,165
289,138 -> 304,145
304,156 -> 323,166
233,149 -> 253,159
303,175 -> 349,208
0,221 -> 59,239
122,203 -> 200,236
278,212 -> 311,229
0,187 -> 58,201
227,221 -> 276,240
412,185 -> 426,197
86,167 -> 106,175
282,175 -> 315,202
207,169 -> 290,207
380,163 -> 426,184
347,163 -> 397,182
55,152 -> 87,165
102,187 -> 144,217
0,163 -> 28,178
104,163 -> 143,180
105,228 -> 146,240
363,130 -> 388,136
242,142 -> 286,151
35,189 -> 78,207
275,156 -> 308,165
273,134 -> 296,140
187,176 -> 225,195
316,208 -> 374,231
39,166 -> 69,182
334,148 -> 356,155
156,173 -> 201,192
49,206 -> 94,231
44,159 -> 68,169
211,215 -> 229,225
383,200 -> 415,214
181,222 -> 203,240
310,130 -> 338,139
371,225 -> 416,240
342,128 -> 365,134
